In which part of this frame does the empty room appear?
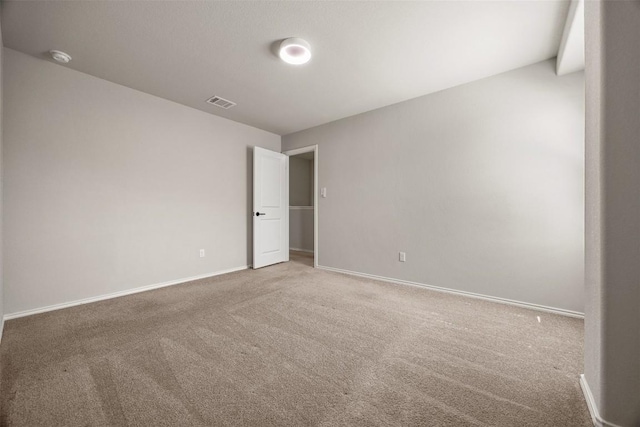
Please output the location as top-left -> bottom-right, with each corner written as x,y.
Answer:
0,1 -> 638,426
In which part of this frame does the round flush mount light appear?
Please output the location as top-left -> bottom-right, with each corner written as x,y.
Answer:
279,38 -> 311,65
50,50 -> 72,63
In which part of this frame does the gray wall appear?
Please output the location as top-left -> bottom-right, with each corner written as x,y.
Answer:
0,15 -> 4,336
289,156 -> 313,206
584,1 -> 640,425
3,48 -> 280,315
283,59 -> 585,313
289,155 -> 314,252
289,208 -> 314,252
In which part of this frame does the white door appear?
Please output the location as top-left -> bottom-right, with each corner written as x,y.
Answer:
253,147 -> 289,269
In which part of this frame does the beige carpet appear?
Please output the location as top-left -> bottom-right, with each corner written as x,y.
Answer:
0,251 -> 590,426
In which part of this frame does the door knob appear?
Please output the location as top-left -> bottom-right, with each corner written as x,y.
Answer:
255,212 -> 266,216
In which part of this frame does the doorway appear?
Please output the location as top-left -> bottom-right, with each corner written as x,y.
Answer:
283,145 -> 318,268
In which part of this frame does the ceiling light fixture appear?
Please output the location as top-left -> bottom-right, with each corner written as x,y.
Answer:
50,50 -> 72,63
279,38 -> 311,65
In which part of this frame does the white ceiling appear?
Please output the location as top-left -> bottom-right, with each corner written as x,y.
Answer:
556,0 -> 585,76
2,1 -> 571,135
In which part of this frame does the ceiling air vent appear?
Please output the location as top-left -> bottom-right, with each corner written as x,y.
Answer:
206,96 -> 236,109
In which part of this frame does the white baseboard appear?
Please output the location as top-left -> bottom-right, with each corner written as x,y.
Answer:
317,265 -> 584,318
3,265 -> 250,321
0,317 -> 4,345
580,374 -> 623,427
290,248 -> 314,253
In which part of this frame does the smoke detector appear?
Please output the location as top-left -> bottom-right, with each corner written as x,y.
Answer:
206,96 -> 236,109
50,50 -> 72,63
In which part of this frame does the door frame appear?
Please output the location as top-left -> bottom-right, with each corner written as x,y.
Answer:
283,145 -> 318,268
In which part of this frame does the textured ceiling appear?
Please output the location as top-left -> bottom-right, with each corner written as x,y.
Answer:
1,1 -> 570,135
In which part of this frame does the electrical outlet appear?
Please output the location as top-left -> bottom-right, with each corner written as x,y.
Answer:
399,252 -> 406,262
321,187 -> 327,198
200,249 -> 205,258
